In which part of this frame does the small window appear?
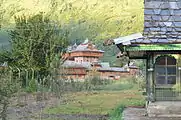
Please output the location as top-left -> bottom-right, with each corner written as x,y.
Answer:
155,56 -> 176,85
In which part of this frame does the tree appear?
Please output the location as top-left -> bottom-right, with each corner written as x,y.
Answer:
0,68 -> 20,120
9,12 -> 69,73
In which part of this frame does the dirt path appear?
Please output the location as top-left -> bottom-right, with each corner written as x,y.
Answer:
40,114 -> 108,120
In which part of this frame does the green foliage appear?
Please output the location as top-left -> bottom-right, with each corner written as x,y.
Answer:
177,55 -> 181,66
8,13 -> 70,82
1,0 -> 144,41
94,82 -> 133,91
0,70 -> 19,98
109,105 -> 125,120
109,98 -> 145,120
0,69 -> 20,120
173,83 -> 181,92
0,0 -> 144,65
136,76 -> 145,90
25,79 -> 37,93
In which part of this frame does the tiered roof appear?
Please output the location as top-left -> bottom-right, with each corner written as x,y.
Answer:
67,39 -> 104,53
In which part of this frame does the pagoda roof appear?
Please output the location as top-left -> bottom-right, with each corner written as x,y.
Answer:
67,39 -> 104,53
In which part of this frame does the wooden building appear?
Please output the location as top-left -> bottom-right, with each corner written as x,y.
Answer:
62,39 -> 139,81
105,0 -> 181,117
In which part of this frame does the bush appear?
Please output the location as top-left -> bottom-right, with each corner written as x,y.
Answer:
173,83 -> 181,92
0,69 -> 20,120
109,104 -> 125,120
135,77 -> 145,90
122,76 -> 145,90
25,79 -> 37,93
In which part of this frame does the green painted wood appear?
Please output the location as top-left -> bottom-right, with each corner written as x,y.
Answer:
126,44 -> 181,51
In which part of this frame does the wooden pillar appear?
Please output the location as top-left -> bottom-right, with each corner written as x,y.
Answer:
146,53 -> 155,102
150,53 -> 155,102
146,58 -> 150,101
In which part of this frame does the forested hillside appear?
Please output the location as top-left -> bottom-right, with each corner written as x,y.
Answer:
0,0 -> 144,65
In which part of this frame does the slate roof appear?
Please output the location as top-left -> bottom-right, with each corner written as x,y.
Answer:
62,61 -> 129,72
112,1 -> 181,45
67,39 -> 104,52
62,60 -> 92,69
97,67 -> 128,72
140,0 -> 181,44
72,43 -> 104,52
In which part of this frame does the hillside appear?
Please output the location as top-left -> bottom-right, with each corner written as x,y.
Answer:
0,0 -> 144,64
1,0 -> 144,40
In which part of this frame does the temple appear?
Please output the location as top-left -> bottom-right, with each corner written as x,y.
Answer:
62,39 -> 139,81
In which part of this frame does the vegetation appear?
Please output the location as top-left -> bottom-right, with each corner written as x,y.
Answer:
0,64 -> 145,120
44,90 -> 144,115
9,13 -> 69,69
44,77 -> 145,120
0,68 -> 20,120
0,0 -> 144,39
0,0 -> 144,65
0,0 -> 145,119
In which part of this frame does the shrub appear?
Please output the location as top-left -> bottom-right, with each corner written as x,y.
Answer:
135,76 -> 145,90
173,83 -> 181,92
0,69 -> 20,120
109,104 -> 125,120
26,79 -> 37,93
119,76 -> 145,90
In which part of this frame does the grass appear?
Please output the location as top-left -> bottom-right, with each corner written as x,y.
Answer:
44,90 -> 144,115
43,79 -> 145,120
93,81 -> 134,91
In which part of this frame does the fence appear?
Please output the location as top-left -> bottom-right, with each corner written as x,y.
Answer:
0,66 -> 113,95
0,66 -> 112,120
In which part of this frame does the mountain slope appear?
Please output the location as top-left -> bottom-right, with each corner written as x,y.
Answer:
1,0 -> 144,41
0,0 -> 144,64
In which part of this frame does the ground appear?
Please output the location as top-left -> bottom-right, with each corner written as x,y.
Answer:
123,108 -> 181,120
5,79 -> 145,120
